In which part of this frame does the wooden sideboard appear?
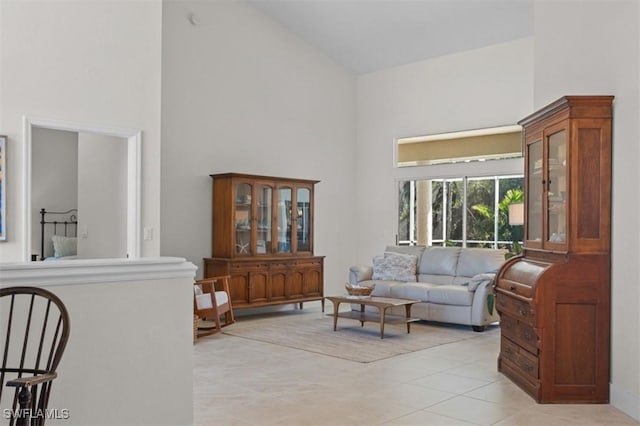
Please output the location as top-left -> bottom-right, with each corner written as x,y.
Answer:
204,256 -> 324,310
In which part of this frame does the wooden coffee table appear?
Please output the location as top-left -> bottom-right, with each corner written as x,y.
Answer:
325,295 -> 420,339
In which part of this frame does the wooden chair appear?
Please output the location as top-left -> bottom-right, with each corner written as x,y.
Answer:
194,276 -> 235,338
0,286 -> 70,426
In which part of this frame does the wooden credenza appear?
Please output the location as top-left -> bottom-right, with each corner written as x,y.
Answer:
495,96 -> 612,403
205,173 -> 324,310
204,256 -> 324,310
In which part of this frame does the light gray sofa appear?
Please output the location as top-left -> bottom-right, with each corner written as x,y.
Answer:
348,246 -> 506,331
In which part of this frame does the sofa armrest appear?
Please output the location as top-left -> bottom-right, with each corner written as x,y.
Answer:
349,266 -> 373,284
466,273 -> 495,292
470,276 -> 500,326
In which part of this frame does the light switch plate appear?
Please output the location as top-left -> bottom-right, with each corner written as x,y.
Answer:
143,227 -> 153,241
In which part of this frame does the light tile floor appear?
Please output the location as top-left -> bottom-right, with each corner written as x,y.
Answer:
194,306 -> 638,426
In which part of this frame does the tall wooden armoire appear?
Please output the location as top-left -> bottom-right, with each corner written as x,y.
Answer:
495,96 -> 613,403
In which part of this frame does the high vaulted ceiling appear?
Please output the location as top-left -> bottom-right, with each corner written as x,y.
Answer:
248,0 -> 534,74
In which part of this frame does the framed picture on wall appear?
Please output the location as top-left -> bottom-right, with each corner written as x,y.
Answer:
0,135 -> 5,241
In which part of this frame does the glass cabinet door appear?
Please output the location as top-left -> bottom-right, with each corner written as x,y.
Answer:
256,184 -> 273,254
527,140 -> 543,244
277,187 -> 292,253
235,182 -> 252,255
296,187 -> 311,252
546,129 -> 567,245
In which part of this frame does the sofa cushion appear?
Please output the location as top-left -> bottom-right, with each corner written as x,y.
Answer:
416,274 -> 455,286
456,248 -> 506,278
428,285 -> 474,306
418,247 -> 460,276
451,275 -> 471,285
372,252 -> 417,282
360,280 -> 402,297
389,282 -> 436,301
384,245 -> 426,262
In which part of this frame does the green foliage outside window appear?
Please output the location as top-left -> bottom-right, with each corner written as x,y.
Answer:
398,176 -> 524,249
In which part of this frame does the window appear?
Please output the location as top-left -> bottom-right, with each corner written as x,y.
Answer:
396,125 -> 522,167
398,175 -> 524,249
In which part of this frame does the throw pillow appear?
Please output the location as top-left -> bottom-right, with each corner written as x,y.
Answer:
51,235 -> 77,258
372,252 -> 417,282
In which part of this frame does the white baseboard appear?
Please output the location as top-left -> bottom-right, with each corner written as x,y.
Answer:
611,384 -> 640,421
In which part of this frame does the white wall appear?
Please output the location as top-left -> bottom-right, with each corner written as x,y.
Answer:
31,128 -> 78,259
533,1 -> 640,419
160,1 -> 357,296
77,133 -> 127,259
0,258 -> 196,426
0,0 -> 162,261
355,38 -> 534,265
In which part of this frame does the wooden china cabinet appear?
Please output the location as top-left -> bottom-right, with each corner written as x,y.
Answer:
204,173 -> 324,310
495,96 -> 613,403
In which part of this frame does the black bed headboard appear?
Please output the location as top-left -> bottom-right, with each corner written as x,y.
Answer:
40,208 -> 78,260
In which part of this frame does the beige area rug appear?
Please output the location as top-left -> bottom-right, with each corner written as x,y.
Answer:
223,310 -> 494,363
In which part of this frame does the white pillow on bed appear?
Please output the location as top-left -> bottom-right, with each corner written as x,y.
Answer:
51,235 -> 77,258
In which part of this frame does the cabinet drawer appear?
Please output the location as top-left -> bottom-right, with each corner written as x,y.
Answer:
500,315 -> 539,354
496,292 -> 535,325
230,262 -> 269,272
501,336 -> 539,380
499,356 -> 540,401
269,261 -> 292,270
293,259 -> 322,268
496,278 -> 534,298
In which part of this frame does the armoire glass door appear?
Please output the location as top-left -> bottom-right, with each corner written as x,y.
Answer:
235,182 -> 252,255
277,187 -> 292,253
526,140 -> 543,244
296,187 -> 311,252
546,129 -> 567,245
257,184 -> 273,254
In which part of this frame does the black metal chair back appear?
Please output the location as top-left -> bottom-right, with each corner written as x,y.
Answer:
0,287 -> 70,426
